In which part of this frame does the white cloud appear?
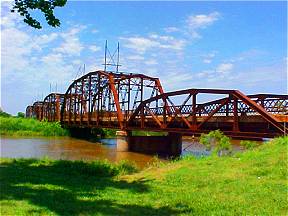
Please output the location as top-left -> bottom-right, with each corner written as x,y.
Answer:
145,59 -> 158,65
72,59 -> 82,65
126,55 -> 145,61
164,27 -> 180,33
89,45 -> 101,52
121,12 -> 219,56
186,12 -> 220,38
35,33 -> 58,46
121,36 -> 160,53
0,12 -> 90,114
1,12 -> 22,28
187,12 -> 220,29
54,37 -> 83,56
216,63 -> 234,74
41,53 -> 63,64
202,51 -> 217,64
1,27 -> 41,72
54,26 -> 86,56
121,34 -> 186,53
203,59 -> 212,64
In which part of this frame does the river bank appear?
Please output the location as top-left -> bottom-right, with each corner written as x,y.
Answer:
0,116 -> 69,137
1,136 -> 287,215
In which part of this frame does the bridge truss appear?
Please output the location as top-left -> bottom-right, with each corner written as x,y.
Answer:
26,71 -> 288,138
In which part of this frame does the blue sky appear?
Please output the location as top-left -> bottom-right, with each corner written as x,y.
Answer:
1,1 -> 287,114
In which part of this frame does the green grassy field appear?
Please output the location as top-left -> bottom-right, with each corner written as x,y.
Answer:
0,136 -> 287,215
0,116 -> 69,137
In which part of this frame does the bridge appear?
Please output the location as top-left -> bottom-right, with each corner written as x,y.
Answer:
26,71 -> 288,156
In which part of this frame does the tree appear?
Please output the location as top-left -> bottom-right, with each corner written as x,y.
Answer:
200,130 -> 232,156
17,112 -> 25,118
11,0 -> 67,29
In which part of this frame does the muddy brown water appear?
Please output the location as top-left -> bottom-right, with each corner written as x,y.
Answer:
0,136 -> 262,169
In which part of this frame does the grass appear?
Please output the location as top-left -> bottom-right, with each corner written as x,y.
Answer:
0,116 -> 69,137
0,136 -> 287,215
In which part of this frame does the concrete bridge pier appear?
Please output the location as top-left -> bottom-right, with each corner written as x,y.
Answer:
116,131 -> 182,157
116,130 -> 131,152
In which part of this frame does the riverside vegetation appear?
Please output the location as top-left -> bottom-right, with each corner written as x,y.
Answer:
0,116 -> 69,137
0,110 -> 166,138
0,136 -> 287,215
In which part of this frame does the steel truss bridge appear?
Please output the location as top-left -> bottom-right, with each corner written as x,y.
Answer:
26,71 -> 288,139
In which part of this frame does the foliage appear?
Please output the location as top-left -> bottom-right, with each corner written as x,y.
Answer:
17,112 -> 25,118
102,128 -> 117,138
91,128 -> 117,138
0,136 -> 287,215
0,110 -> 11,118
200,130 -> 232,156
240,140 -> 258,149
132,130 -> 167,136
0,116 -> 69,136
11,0 -> 67,29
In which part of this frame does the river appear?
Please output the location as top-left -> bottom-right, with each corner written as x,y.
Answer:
0,136 -> 251,168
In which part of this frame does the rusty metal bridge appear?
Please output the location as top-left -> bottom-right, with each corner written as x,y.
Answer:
26,71 -> 288,139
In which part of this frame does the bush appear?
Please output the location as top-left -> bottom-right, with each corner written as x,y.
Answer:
0,110 -> 11,117
240,140 -> 258,149
200,130 -> 232,156
91,128 -> 117,138
17,112 -> 25,118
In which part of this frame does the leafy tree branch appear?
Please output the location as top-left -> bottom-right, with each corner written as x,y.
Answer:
11,0 -> 67,29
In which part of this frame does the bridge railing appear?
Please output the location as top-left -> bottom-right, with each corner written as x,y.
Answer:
146,95 -> 288,116
127,89 -> 287,138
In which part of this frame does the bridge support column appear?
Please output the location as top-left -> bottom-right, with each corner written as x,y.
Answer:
116,130 -> 131,152
128,132 -> 182,157
116,131 -> 182,157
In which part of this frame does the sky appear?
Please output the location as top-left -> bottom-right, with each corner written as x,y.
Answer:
1,1 -> 287,115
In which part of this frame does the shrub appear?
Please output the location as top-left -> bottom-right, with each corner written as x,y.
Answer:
0,110 -> 11,117
17,112 -> 25,118
240,140 -> 258,149
200,130 -> 232,156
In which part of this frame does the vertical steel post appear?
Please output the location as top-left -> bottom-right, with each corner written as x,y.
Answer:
88,75 -> 91,125
116,42 -> 120,73
127,77 -> 131,120
192,93 -> 197,129
233,96 -> 239,131
108,74 -> 124,129
96,74 -> 101,126
80,79 -> 84,124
